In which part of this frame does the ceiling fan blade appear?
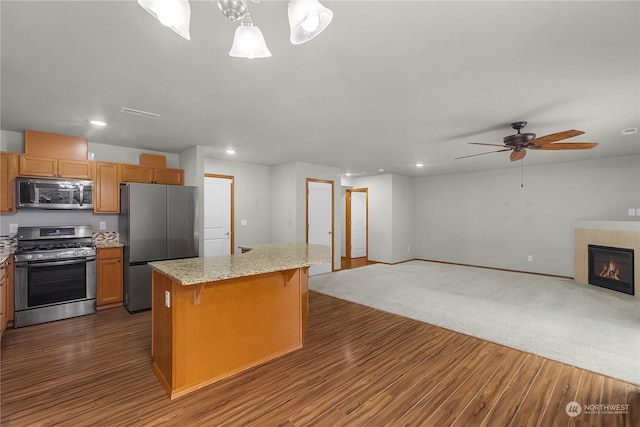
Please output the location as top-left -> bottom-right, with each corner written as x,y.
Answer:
529,129 -> 584,145
455,148 -> 511,160
469,142 -> 508,147
532,142 -> 598,150
510,150 -> 526,162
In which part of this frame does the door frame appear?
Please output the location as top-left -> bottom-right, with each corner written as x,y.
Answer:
345,187 -> 368,260
306,178 -> 334,271
204,173 -> 235,254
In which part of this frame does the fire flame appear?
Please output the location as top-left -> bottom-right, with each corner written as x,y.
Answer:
599,260 -> 621,281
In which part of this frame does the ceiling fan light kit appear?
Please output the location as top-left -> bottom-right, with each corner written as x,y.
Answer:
137,0 -> 192,40
138,0 -> 333,59
457,121 -> 598,162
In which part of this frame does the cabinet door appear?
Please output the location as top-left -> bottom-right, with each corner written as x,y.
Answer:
153,168 -> 184,185
119,164 -> 153,183
97,247 -> 123,306
58,159 -> 92,179
19,155 -> 57,177
0,260 -> 7,336
94,162 -> 120,213
0,152 -> 18,213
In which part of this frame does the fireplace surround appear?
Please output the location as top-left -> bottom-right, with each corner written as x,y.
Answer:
588,244 -> 634,295
574,221 -> 640,298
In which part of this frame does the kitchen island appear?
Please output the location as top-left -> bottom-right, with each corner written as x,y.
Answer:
148,243 -> 331,399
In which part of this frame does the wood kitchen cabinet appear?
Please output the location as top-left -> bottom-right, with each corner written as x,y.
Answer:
0,256 -> 13,339
97,247 -> 123,308
119,163 -> 184,185
153,168 -> 184,185
0,152 -> 18,213
94,162 -> 120,213
119,164 -> 153,183
19,155 -> 92,179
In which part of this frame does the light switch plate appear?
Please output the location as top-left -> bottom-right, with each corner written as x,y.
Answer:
636,208 -> 640,216
165,291 -> 171,308
629,209 -> 636,216
241,219 -> 248,227
9,223 -> 18,233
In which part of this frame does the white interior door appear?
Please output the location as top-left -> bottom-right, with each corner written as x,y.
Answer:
350,191 -> 367,258
204,176 -> 232,257
308,180 -> 333,276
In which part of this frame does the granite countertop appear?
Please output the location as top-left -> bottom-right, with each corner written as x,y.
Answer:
149,242 -> 332,286
0,245 -> 17,263
94,241 -> 124,248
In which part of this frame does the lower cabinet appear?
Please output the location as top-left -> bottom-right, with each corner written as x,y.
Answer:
97,247 -> 123,308
0,257 -> 11,339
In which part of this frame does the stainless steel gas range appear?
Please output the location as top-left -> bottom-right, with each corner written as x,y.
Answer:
14,225 -> 96,328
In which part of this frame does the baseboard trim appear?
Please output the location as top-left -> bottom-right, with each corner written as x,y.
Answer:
414,258 -> 574,280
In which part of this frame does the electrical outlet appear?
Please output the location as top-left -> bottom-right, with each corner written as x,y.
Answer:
527,255 -> 533,261
165,291 -> 171,308
99,221 -> 106,230
9,223 -> 18,234
629,209 -> 636,216
636,208 -> 640,216
407,246 -> 411,252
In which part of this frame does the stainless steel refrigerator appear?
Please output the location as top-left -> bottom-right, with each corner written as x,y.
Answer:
119,183 -> 198,312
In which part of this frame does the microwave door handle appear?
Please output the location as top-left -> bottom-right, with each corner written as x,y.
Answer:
79,184 -> 84,207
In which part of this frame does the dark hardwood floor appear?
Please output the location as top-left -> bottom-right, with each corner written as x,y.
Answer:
1,291 -> 638,426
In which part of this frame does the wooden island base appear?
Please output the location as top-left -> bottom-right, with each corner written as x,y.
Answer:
151,267 -> 309,399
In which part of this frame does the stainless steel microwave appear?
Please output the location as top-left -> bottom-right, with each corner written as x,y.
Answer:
16,177 -> 94,210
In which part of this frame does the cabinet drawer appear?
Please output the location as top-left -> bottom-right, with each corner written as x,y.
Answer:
97,247 -> 123,260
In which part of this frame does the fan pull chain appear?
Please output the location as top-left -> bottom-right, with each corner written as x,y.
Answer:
521,159 -> 524,188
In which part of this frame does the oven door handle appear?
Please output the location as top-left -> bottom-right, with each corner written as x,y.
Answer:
15,257 -> 95,268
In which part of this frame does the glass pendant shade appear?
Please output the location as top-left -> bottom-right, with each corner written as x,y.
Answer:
229,24 -> 271,59
288,0 -> 333,45
138,0 -> 191,40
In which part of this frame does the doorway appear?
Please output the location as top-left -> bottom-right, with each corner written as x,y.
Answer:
345,188 -> 368,267
203,174 -> 234,256
306,178 -> 334,276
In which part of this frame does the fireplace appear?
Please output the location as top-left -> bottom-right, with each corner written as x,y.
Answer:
588,245 -> 634,295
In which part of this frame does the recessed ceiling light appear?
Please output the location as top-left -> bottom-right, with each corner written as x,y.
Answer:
89,120 -> 106,126
378,169 -> 384,173
345,172 -> 352,177
225,149 -> 236,155
416,163 -> 424,167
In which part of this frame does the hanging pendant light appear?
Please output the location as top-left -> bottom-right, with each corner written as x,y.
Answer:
229,12 -> 271,59
138,0 -> 191,40
288,0 -> 333,45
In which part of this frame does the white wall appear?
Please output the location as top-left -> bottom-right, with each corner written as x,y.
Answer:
349,174 -> 415,264
205,158 -> 272,249
271,163 -> 298,243
414,155 -> 640,277
391,174 -> 415,263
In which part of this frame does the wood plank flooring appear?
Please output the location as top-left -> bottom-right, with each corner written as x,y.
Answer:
1,291 -> 638,426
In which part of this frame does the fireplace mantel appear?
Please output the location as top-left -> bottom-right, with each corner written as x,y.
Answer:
574,220 -> 640,298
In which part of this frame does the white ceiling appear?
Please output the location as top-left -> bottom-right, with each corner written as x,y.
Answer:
1,1 -> 638,177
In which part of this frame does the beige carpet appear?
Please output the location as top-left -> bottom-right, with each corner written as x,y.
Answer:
309,260 -> 640,385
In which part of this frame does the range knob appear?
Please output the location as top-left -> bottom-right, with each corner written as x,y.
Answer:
25,254 -> 33,260
74,250 -> 81,256
82,250 -> 88,256
56,252 -> 63,258
37,254 -> 44,259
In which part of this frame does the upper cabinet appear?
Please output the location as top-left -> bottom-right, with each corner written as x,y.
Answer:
153,168 -> 184,185
25,130 -> 88,160
119,164 -> 184,186
94,162 -> 120,213
0,152 -> 18,213
19,155 -> 93,179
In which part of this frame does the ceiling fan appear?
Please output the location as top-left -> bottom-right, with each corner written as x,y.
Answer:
456,121 -> 598,162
